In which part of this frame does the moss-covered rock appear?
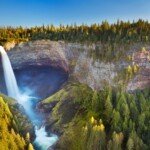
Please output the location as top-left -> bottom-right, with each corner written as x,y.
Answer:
38,82 -> 93,135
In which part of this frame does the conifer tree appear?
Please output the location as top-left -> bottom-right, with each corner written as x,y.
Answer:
103,95 -> 113,123
28,143 -> 34,150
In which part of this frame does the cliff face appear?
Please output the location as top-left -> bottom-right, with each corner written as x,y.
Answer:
127,50 -> 150,91
73,52 -> 116,90
6,40 -> 150,91
7,40 -> 116,90
8,40 -> 69,72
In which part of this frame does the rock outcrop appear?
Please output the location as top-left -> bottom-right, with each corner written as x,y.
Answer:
38,82 -> 93,134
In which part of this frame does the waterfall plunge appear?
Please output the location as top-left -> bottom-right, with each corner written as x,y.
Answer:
0,46 -> 20,99
0,46 -> 58,150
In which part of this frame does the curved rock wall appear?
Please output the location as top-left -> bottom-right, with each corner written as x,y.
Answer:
4,40 -> 150,91
8,40 -> 69,72
6,40 -> 117,90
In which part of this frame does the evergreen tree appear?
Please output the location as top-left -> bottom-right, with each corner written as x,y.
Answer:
103,95 -> 113,123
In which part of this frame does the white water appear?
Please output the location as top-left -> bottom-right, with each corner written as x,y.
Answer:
0,46 -> 58,150
0,46 -> 20,99
34,126 -> 58,149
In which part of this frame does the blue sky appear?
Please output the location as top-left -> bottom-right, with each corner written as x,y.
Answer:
0,0 -> 150,27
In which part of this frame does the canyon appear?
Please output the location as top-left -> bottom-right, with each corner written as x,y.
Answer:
1,40 -> 150,149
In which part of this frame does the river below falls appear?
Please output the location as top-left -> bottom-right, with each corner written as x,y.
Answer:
0,65 -> 68,150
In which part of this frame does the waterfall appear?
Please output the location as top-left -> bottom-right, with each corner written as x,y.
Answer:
0,46 -> 58,150
0,46 -> 20,100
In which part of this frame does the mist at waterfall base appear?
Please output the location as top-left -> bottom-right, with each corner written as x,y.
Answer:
0,46 -> 68,149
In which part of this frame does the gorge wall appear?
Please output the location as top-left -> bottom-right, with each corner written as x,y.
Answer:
5,40 -> 150,91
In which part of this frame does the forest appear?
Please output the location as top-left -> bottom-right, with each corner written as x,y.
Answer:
56,85 -> 150,150
0,96 -> 34,150
0,19 -> 150,46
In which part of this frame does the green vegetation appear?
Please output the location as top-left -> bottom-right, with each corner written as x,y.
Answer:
42,82 -> 93,133
0,96 -> 34,150
45,83 -> 150,150
0,19 -> 150,46
0,94 -> 34,138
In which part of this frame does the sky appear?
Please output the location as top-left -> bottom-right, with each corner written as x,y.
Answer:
0,0 -> 150,27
